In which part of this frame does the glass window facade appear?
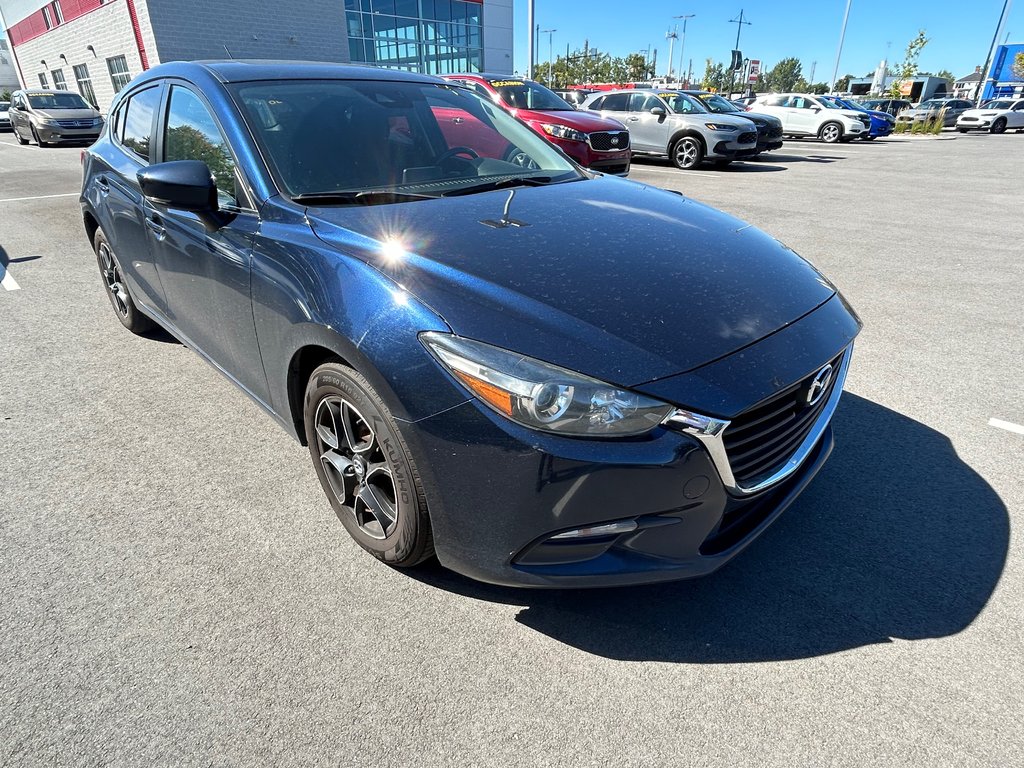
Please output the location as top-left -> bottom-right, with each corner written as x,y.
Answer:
345,0 -> 483,74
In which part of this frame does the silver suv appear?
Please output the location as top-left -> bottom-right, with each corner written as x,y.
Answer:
581,89 -> 758,170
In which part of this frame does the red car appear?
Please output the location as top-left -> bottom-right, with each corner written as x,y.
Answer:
442,74 -> 631,176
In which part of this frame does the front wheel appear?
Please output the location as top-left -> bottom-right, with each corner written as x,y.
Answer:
15,126 -> 29,145
671,135 -> 704,170
991,118 -> 1007,135
304,363 -> 434,568
819,122 -> 843,143
93,227 -> 154,334
958,128 -> 969,133
30,126 -> 48,147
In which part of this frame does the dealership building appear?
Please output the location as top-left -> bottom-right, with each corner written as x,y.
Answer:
0,0 -> 513,110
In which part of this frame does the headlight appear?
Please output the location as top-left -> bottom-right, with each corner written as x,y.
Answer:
37,117 -> 60,126
705,123 -> 738,131
539,123 -> 587,142
421,333 -> 675,437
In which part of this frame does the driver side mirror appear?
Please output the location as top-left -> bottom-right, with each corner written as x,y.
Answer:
138,160 -> 226,231
811,106 -> 821,112
650,107 -> 666,117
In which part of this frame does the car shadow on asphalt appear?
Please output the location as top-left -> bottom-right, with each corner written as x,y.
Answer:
409,393 -> 1009,663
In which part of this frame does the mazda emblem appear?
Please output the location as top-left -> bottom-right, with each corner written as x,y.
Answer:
806,364 -> 834,406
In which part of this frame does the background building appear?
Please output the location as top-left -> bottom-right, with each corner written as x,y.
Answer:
953,67 -> 983,100
1,37 -> 19,91
0,0 -> 513,111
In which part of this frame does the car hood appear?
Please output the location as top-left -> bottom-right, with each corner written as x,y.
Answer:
306,176 -> 836,387
961,108 -> 1005,117
512,108 -> 626,132
742,112 -> 782,128
35,108 -> 101,120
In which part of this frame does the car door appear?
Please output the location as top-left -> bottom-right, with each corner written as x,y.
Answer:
145,82 -> 270,403
10,93 -> 28,136
1011,101 -> 1024,128
95,84 -> 168,313
787,97 -> 817,134
759,95 -> 796,132
627,93 -> 672,153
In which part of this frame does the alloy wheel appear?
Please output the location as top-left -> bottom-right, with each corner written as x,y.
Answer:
314,396 -> 399,540
98,242 -> 130,318
821,124 -> 841,143
675,138 -> 700,168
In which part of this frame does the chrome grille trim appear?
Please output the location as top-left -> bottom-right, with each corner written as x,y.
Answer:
587,131 -> 630,152
664,344 -> 853,496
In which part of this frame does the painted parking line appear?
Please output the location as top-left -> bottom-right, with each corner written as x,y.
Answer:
0,264 -> 21,291
0,192 -> 79,204
630,166 -> 721,179
989,418 -> 1024,435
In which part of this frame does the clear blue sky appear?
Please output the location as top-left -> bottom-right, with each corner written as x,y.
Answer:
513,0 -> 1021,82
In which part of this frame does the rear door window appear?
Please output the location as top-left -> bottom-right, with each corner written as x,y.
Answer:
600,93 -> 629,112
120,86 -> 161,163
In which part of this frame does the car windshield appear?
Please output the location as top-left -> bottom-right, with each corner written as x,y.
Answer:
660,92 -> 708,114
231,79 -> 582,201
695,94 -> 739,113
0,101 -> 9,110
492,80 -> 571,111
26,92 -> 91,110
983,100 -> 1013,109
918,100 -> 948,110
819,99 -> 843,109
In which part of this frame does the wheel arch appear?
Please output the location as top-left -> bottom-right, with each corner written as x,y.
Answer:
668,128 -> 706,154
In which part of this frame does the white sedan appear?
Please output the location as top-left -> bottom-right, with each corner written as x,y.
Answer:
956,98 -> 1024,134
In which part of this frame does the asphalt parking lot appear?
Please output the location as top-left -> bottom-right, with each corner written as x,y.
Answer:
1,130 -> 1022,766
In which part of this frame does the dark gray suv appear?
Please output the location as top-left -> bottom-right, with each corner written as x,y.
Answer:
8,89 -> 103,146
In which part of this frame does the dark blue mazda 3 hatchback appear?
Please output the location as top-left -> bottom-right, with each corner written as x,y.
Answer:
81,61 -> 861,587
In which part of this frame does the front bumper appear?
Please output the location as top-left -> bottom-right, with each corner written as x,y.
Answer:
35,124 -> 101,143
402,295 -> 859,588
548,136 -> 631,176
957,118 -> 991,130
707,131 -> 759,159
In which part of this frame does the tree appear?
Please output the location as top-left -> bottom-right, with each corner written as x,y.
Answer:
763,58 -> 803,92
1012,52 -> 1024,81
935,69 -> 954,82
889,30 -> 929,97
701,59 -> 730,92
834,74 -> 855,92
1,89 -> 11,102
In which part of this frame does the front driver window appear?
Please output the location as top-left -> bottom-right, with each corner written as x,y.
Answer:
164,85 -> 239,206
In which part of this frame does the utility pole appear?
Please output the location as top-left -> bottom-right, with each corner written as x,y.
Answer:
527,0 -> 535,79
829,0 -> 853,93
728,10 -> 752,96
674,14 -> 696,86
666,26 -> 678,79
541,28 -> 557,86
977,0 -> 1013,104
809,60 -> 817,85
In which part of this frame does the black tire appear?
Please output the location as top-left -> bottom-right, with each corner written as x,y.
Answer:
991,118 -> 1007,135
670,135 -> 704,170
30,126 -> 48,147
15,127 -> 29,145
818,121 -> 843,143
958,128 -> 969,133
304,363 -> 434,568
92,227 -> 155,334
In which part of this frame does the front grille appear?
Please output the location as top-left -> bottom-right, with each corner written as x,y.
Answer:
56,119 -> 94,128
738,131 -> 758,145
588,131 -> 629,151
857,115 -> 871,127
768,124 -> 783,139
722,351 -> 845,486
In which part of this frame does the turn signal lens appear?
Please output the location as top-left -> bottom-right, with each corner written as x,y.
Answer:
421,333 -> 674,437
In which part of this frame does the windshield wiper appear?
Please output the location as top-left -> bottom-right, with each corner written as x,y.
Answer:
441,175 -> 564,197
292,190 -> 437,206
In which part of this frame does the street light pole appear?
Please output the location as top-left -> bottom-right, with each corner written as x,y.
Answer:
829,0 -> 853,93
527,0 -> 535,79
728,10 -> 752,96
674,14 -> 695,86
665,26 -> 678,79
540,28 -> 557,86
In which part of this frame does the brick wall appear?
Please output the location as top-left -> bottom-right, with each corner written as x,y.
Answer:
10,0 -> 148,111
142,0 -> 349,65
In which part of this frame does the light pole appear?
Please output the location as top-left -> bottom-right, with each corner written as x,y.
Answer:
674,14 -> 695,86
829,0 -> 853,93
977,0 -> 1013,104
665,26 -> 678,79
527,0 -> 535,79
540,28 -> 557,86
728,10 -> 752,96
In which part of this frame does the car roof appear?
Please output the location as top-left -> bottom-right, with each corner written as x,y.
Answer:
447,73 -> 535,83
134,60 -> 445,85
15,89 -> 73,95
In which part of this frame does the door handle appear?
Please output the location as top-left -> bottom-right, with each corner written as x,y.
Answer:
97,176 -> 109,195
627,116 -> 639,122
145,215 -> 166,239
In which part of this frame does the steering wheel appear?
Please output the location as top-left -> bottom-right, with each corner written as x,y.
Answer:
436,146 -> 480,164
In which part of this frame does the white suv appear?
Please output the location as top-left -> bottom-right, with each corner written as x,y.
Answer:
750,93 -> 870,143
